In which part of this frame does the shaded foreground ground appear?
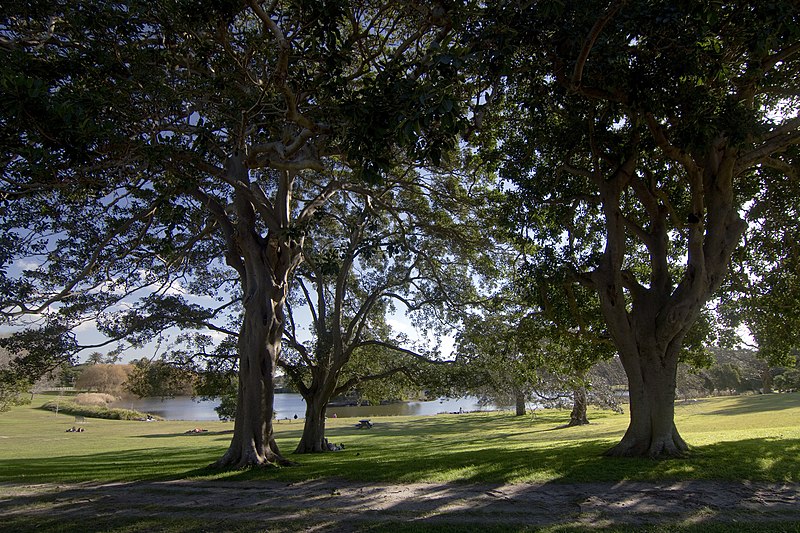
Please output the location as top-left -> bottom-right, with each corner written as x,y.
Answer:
2,478 -> 799,532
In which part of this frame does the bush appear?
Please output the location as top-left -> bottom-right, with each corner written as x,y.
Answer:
774,368 -> 800,392
74,392 -> 117,406
214,392 -> 236,421
41,400 -> 161,421
0,374 -> 31,412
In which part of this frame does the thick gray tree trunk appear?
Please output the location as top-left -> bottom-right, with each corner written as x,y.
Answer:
295,377 -> 337,453
605,342 -> 688,458
212,285 -> 290,467
591,145 -> 746,458
761,365 -> 773,394
210,156 -> 302,468
295,396 -> 327,453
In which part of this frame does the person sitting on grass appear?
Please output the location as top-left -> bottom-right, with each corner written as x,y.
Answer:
325,439 -> 345,451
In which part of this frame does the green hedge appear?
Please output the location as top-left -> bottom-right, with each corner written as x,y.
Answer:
41,400 -> 162,421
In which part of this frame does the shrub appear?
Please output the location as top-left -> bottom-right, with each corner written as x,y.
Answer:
74,392 -> 117,406
214,392 -> 236,421
41,400 -> 161,421
775,369 -> 800,392
0,373 -> 31,412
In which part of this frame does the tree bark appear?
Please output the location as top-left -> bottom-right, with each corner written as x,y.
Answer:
210,156 -> 301,468
590,142 -> 746,458
761,365 -> 773,394
605,344 -> 688,458
568,385 -> 589,426
212,284 -> 292,468
295,384 -> 334,453
514,389 -> 526,416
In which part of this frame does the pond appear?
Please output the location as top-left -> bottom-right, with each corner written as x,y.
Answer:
112,394 -> 509,421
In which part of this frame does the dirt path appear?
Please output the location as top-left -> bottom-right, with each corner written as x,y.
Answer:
2,479 -> 799,531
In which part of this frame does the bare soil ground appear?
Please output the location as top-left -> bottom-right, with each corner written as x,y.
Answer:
1,479 -> 799,531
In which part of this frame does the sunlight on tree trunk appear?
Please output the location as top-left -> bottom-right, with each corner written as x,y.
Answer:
213,287 -> 292,467
514,390 -> 526,416
606,348 -> 688,458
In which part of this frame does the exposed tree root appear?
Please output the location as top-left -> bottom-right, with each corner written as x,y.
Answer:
209,455 -> 299,469
566,418 -> 590,427
604,435 -> 689,459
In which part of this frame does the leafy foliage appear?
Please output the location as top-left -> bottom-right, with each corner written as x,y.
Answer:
774,366 -> 800,392
468,0 -> 800,456
124,359 -> 194,399
74,364 -> 132,395
0,371 -> 30,412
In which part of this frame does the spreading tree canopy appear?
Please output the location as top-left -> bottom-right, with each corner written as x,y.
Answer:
476,0 -> 800,457
0,0 -> 466,467
282,164 -> 494,452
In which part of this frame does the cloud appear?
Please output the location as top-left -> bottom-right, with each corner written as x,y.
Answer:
12,259 -> 40,271
387,318 -> 422,340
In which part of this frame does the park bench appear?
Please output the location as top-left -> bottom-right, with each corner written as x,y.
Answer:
354,419 -> 373,429
74,416 -> 85,424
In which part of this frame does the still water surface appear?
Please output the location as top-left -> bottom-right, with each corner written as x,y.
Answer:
113,394 -> 504,421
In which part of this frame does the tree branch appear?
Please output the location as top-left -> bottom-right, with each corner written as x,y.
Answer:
572,0 -> 626,89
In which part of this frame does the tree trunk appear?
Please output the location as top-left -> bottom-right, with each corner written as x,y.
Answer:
761,365 -> 773,394
212,287 -> 291,468
513,389 -> 526,416
567,385 -> 589,426
605,346 -> 688,458
295,391 -> 329,453
209,156 -> 304,468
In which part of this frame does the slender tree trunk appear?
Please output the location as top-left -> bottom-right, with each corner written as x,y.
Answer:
605,345 -> 688,458
514,389 -> 526,416
568,385 -> 589,426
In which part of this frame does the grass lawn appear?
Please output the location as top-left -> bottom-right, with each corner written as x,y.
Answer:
1,393 -> 799,533
0,392 -> 798,485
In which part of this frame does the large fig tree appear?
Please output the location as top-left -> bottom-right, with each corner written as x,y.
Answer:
476,0 -> 800,457
0,0 -> 463,467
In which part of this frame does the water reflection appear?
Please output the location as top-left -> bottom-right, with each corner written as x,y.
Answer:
326,397 -> 498,419
113,394 -> 505,421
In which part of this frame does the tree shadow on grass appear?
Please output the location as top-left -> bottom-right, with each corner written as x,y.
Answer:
3,436 -> 799,532
0,446 -> 225,484
4,405 -> 797,486
215,434 -> 800,486
547,436 -> 800,484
